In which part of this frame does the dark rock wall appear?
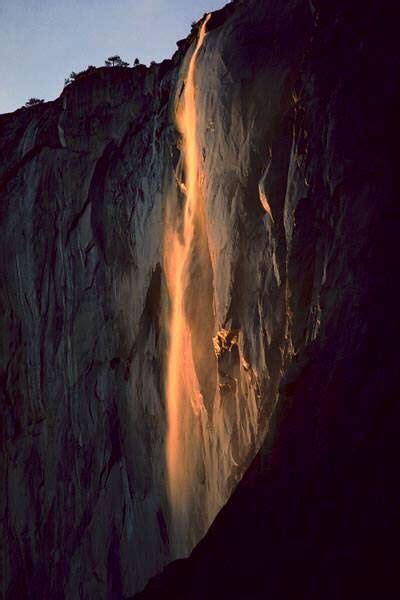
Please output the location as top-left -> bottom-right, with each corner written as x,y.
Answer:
0,63 -> 178,597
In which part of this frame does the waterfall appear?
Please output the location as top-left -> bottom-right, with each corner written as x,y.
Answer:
163,14 -> 215,555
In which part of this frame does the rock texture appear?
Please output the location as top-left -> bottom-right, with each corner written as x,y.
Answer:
0,63 -> 173,598
1,0 -> 399,598
1,1 -> 268,596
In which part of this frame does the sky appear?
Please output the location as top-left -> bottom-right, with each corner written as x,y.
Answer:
0,0 -> 226,114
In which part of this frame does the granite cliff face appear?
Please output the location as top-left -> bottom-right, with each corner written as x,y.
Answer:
136,0 -> 400,597
1,0 -> 399,598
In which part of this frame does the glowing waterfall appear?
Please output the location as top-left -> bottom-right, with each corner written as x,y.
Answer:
163,14 -> 212,553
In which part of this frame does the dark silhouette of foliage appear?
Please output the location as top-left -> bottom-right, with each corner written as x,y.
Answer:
105,55 -> 129,67
64,71 -> 78,86
25,98 -> 45,107
133,58 -> 140,66
64,66 -> 98,87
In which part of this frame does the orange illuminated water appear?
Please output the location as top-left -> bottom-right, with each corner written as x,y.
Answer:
163,14 -> 212,551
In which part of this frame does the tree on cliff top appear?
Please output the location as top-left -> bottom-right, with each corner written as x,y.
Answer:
105,55 -> 129,67
25,98 -> 44,107
64,66 -> 97,87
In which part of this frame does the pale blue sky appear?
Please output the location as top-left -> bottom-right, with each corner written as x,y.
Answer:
0,0 -> 226,114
